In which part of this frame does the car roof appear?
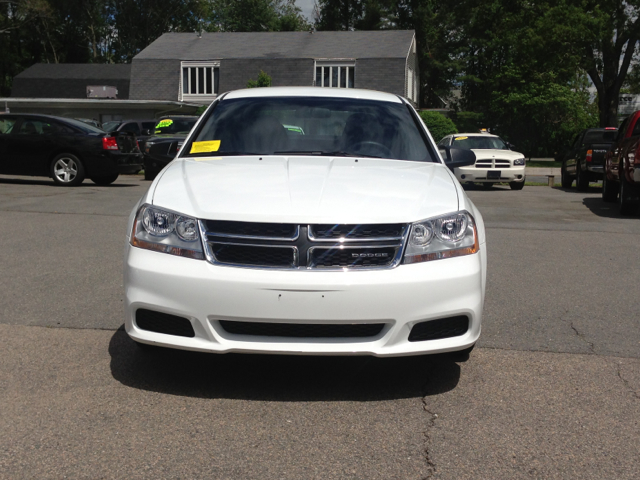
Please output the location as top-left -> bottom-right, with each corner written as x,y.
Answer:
223,87 -> 404,103
452,133 -> 500,138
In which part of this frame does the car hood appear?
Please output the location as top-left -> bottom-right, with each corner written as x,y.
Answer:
151,156 -> 460,224
471,149 -> 524,160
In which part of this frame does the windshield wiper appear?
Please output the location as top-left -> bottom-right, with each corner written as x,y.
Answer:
273,150 -> 386,159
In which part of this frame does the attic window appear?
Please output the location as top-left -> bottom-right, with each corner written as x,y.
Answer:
314,62 -> 355,88
181,62 -> 219,97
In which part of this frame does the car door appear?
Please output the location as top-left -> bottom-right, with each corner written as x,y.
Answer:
0,116 -> 19,174
6,117 -> 60,175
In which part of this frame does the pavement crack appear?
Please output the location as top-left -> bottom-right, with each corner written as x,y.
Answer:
561,308 -> 595,354
616,362 -> 640,400
420,392 -> 438,479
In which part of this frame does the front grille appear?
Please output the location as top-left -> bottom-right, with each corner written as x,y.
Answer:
136,309 -> 195,337
202,221 -> 407,270
204,220 -> 298,239
408,316 -> 469,342
475,159 -> 511,168
218,320 -> 385,338
310,246 -> 398,268
310,224 -> 404,239
211,244 -> 295,267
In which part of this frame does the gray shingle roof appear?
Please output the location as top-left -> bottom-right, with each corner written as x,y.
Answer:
134,31 -> 415,61
15,63 -> 131,80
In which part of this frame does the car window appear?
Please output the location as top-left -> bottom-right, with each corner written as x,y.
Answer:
437,136 -> 450,147
583,130 -> 616,143
154,117 -> 198,135
452,136 -> 509,150
102,121 -> 121,133
18,119 -> 54,135
142,122 -> 156,131
120,122 -> 140,133
0,117 -> 17,134
187,97 -> 433,161
617,118 -> 629,140
62,118 -> 103,134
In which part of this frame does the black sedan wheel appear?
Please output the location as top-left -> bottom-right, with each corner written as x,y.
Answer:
51,153 -> 85,186
91,174 -> 119,186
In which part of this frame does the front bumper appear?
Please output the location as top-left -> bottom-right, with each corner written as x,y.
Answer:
455,165 -> 525,183
124,242 -> 486,357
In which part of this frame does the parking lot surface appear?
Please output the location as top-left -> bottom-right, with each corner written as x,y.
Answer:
1,176 -> 639,479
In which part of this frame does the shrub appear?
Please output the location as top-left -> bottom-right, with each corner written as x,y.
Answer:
247,70 -> 272,88
418,111 -> 457,142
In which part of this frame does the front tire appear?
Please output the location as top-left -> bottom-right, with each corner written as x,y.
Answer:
619,165 -> 639,215
561,167 -> 572,188
602,172 -> 618,203
91,174 -> 119,186
576,163 -> 589,191
51,153 -> 85,186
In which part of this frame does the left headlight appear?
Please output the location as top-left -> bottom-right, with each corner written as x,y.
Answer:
513,157 -> 525,166
403,211 -> 479,264
130,204 -> 204,260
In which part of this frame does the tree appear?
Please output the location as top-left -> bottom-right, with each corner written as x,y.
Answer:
418,110 -> 457,142
247,69 -> 272,87
207,0 -> 309,32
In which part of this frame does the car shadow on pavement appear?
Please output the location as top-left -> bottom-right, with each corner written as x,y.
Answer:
108,328 -> 461,401
0,177 -> 137,187
582,197 -> 630,219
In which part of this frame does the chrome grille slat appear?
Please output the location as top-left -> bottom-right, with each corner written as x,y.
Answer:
199,221 -> 409,270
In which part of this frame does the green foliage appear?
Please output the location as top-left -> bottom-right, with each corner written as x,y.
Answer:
247,70 -> 272,88
418,111 -> 457,142
451,112 -> 484,134
206,0 -> 309,32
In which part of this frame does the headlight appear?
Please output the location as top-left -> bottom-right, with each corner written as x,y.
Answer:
513,157 -> 525,166
403,211 -> 479,264
130,204 -> 204,260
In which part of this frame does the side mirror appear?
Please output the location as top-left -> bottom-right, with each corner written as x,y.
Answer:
141,129 -> 152,136
439,146 -> 476,172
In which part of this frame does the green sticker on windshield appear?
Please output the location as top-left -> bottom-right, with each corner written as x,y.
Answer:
156,119 -> 173,129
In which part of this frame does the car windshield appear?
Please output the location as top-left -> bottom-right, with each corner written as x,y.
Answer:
154,117 -> 198,135
453,136 -> 509,150
102,121 -> 121,133
583,130 -> 616,143
185,96 -> 433,161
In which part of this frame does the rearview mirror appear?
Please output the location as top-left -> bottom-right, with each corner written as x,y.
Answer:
439,146 -> 476,172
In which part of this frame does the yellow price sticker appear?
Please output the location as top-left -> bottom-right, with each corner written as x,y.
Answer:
455,136 -> 468,141
190,140 -> 221,154
156,119 -> 173,129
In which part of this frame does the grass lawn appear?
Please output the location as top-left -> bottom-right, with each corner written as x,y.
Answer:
526,160 -> 562,168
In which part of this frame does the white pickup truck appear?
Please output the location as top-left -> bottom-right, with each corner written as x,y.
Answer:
124,87 -> 487,360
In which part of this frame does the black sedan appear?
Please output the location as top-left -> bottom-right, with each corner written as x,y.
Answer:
143,116 -> 198,180
0,114 -> 142,186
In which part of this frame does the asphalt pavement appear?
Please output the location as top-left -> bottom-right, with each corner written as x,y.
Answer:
0,175 -> 638,479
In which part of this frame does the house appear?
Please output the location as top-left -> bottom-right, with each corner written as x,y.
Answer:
3,30 -> 418,122
130,30 -> 418,106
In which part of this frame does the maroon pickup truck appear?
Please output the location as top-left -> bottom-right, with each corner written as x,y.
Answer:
603,110 -> 640,214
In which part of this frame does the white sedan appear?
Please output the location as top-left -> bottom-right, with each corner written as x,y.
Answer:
437,133 -> 526,190
124,87 -> 487,359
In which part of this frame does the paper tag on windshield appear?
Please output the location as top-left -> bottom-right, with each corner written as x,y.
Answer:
455,136 -> 468,141
190,140 -> 221,154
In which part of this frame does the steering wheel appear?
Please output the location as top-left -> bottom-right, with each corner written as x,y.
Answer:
350,141 -> 393,158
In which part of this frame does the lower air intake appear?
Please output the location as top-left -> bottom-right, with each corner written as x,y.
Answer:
408,316 -> 469,342
136,309 -> 195,338
219,320 -> 385,338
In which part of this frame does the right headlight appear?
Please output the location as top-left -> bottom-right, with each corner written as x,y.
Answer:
130,204 -> 204,260
403,211 -> 479,264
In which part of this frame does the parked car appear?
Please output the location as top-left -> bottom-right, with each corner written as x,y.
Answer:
603,111 -> 640,214
561,127 -> 617,190
0,113 -> 142,186
74,118 -> 103,129
103,119 -> 157,147
142,116 -> 199,180
124,87 -> 486,360
437,133 -> 526,190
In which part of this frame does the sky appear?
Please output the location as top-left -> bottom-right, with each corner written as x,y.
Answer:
296,0 -> 316,22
